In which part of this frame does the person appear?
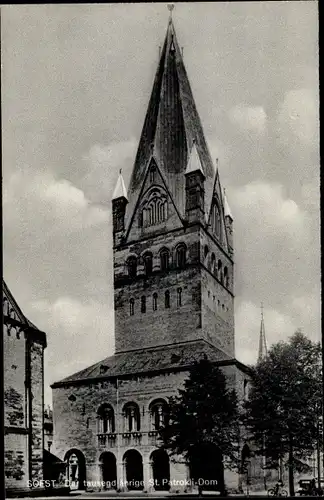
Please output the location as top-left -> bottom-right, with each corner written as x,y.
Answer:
310,478 -> 316,495
274,479 -> 283,495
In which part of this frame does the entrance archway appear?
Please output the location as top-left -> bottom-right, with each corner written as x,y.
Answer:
151,449 -> 170,491
64,449 -> 86,490
99,452 -> 117,490
123,450 -> 144,490
189,444 -> 224,493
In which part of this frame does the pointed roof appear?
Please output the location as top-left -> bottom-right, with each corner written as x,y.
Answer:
125,18 -> 215,231
223,189 -> 233,219
185,141 -> 205,176
112,171 -> 128,201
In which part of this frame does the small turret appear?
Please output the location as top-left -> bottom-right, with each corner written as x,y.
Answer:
185,141 -> 205,224
112,171 -> 128,245
223,188 -> 233,255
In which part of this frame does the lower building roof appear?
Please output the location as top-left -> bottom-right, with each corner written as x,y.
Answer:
51,339 -> 251,388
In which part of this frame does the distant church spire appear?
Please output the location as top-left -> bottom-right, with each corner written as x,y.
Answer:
258,302 -> 268,363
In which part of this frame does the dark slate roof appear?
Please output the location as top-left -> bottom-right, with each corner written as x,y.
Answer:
125,18 -> 216,236
51,340 -> 250,388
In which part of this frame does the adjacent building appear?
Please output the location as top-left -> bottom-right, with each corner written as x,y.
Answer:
3,280 -> 47,493
44,406 -> 53,453
51,17 -> 256,493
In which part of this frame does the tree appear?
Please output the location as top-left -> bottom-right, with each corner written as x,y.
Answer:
243,331 -> 322,496
160,357 -> 240,494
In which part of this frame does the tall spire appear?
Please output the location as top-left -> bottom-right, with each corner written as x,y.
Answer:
258,302 -> 268,363
124,12 -> 215,235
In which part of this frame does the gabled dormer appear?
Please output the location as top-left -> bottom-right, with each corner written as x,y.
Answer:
124,158 -> 184,243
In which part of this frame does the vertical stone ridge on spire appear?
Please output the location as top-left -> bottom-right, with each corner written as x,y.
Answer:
223,188 -> 233,219
258,303 -> 268,363
125,16 -> 216,235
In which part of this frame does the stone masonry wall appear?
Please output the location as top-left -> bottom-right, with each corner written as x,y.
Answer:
4,433 -> 29,489
4,324 -> 28,489
53,370 -> 187,466
4,324 -> 26,428
200,229 -> 235,357
114,226 -> 203,352
29,341 -> 44,482
52,363 -> 247,492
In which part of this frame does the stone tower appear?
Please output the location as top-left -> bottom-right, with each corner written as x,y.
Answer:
112,17 -> 235,358
51,16 -> 251,495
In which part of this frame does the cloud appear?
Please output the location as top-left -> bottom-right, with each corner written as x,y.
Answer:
300,177 -> 320,212
228,104 -> 267,135
3,170 -> 109,233
3,166 -> 112,308
80,139 -> 137,202
276,88 -> 319,147
229,180 -> 307,240
32,296 -> 114,404
226,180 -> 318,327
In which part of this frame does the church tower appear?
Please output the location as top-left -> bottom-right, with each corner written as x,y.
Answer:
51,13 -> 253,495
113,17 -> 235,359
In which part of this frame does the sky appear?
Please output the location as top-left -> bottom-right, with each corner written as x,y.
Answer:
2,2 -> 320,406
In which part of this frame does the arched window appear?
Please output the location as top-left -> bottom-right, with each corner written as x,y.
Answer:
141,189 -> 168,227
217,260 -> 222,283
127,256 -> 137,279
149,400 -> 169,431
153,293 -> 158,311
130,299 -> 135,316
160,248 -> 170,272
165,291 -> 170,309
143,252 -> 153,276
97,404 -> 115,434
177,288 -> 182,307
123,402 -> 141,432
141,296 -> 146,313
211,253 -> 216,274
212,201 -> 221,239
204,245 -> 209,259
224,266 -> 229,287
176,244 -> 186,268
